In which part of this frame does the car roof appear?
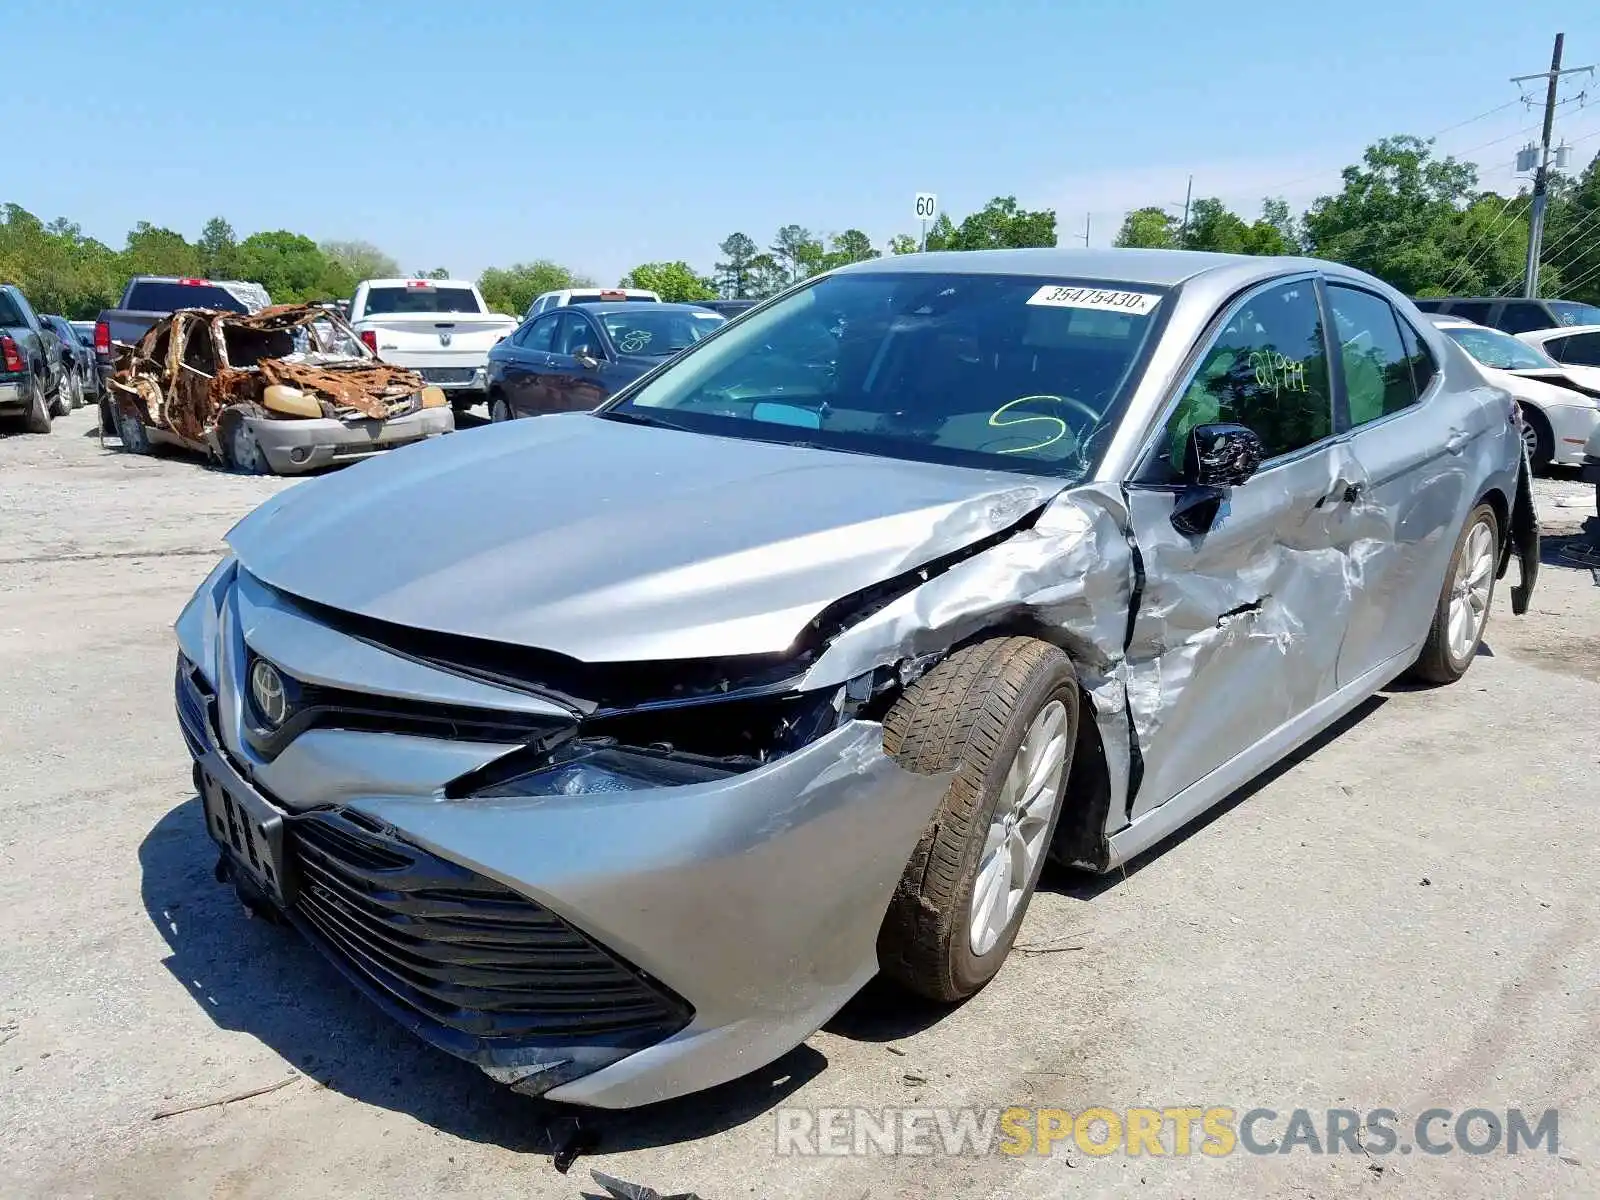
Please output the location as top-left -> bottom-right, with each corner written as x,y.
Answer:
830,246 -> 1341,288
362,277 -> 474,288
573,301 -> 725,316
1519,323 -> 1600,340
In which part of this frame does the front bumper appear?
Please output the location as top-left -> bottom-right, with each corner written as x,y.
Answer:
173,567 -> 947,1108
245,406 -> 454,475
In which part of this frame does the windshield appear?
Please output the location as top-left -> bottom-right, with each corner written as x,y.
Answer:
363,285 -> 483,315
1445,326 -> 1556,370
1548,301 -> 1600,327
601,272 -> 1167,477
125,281 -> 249,314
602,308 -> 726,355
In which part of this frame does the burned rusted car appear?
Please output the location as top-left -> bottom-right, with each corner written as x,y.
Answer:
107,305 -> 454,474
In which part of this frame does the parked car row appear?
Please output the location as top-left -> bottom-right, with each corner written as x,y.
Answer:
0,283 -> 91,431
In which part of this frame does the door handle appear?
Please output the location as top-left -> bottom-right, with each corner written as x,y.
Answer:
1445,427 -> 1471,455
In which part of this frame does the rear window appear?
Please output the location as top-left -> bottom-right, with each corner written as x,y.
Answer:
570,292 -> 659,305
1444,326 -> 1555,370
1548,301 -> 1600,327
125,281 -> 249,314
362,285 -> 483,315
0,291 -> 24,327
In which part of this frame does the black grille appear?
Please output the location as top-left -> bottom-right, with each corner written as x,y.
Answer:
287,810 -> 691,1046
175,659 -> 210,759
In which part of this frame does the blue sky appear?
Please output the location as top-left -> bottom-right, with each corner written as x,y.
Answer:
8,1 -> 1597,286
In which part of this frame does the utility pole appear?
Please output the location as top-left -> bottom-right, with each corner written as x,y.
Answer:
1513,33 -> 1594,296
1178,175 -> 1193,249
1078,214 -> 1091,247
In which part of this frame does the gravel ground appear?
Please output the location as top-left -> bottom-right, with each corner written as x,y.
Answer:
1,409 -> 1596,1200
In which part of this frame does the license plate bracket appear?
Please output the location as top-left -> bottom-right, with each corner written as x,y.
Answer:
201,770 -> 295,906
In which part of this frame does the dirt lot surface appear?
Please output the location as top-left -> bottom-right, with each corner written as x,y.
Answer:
2,409 -> 1597,1199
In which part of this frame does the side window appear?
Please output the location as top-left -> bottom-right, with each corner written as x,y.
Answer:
1326,284 -> 1420,425
1450,300 -> 1493,325
1397,317 -> 1438,397
1163,279 -> 1333,470
516,314 -> 558,352
1544,331 -> 1600,366
555,312 -> 600,356
1497,302 -> 1552,335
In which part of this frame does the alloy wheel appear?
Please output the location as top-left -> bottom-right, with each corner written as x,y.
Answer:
968,699 -> 1069,957
1447,519 -> 1495,663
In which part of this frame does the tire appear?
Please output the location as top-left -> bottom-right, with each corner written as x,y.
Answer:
450,394 -> 476,417
489,395 -> 513,423
1518,404 -> 1553,473
877,636 -> 1080,1002
114,403 -> 151,455
23,377 -> 52,433
221,410 -> 268,474
48,370 -> 71,417
68,368 -> 84,411
1409,502 -> 1499,685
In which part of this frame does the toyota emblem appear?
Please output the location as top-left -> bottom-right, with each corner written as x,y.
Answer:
439,331 -> 452,347
249,659 -> 289,728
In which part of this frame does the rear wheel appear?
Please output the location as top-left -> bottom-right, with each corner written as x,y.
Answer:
1518,404 -> 1553,472
48,369 -> 72,417
1410,502 -> 1499,684
877,637 -> 1079,1002
489,395 -> 513,423
23,377 -> 52,433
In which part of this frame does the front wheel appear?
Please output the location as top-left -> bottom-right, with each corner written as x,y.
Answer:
489,395 -> 513,423
1518,404 -> 1553,473
877,637 -> 1079,1002
1409,502 -> 1499,684
221,410 -> 269,474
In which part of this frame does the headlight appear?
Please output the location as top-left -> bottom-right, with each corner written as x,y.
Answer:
476,743 -> 737,798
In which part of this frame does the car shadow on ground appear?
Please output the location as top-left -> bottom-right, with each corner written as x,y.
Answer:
1049,693 -> 1391,903
138,794 -> 824,1167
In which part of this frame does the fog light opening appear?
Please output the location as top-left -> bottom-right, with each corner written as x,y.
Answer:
288,447 -> 311,464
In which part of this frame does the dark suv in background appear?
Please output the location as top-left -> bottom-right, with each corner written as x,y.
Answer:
1412,295 -> 1600,333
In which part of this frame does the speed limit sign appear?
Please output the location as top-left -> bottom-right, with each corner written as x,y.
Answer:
914,193 -> 938,221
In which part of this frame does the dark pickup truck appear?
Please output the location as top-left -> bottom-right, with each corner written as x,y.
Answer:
95,275 -> 271,433
1,283 -> 68,433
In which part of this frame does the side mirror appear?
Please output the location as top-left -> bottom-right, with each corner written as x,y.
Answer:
1182,422 -> 1264,488
1170,422 -> 1264,537
575,351 -> 601,370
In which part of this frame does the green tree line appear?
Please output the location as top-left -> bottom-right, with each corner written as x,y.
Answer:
1112,135 -> 1600,302
6,138 -> 1597,320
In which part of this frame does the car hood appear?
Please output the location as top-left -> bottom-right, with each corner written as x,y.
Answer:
225,413 -> 1063,663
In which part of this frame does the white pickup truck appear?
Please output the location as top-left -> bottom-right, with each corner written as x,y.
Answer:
348,278 -> 518,414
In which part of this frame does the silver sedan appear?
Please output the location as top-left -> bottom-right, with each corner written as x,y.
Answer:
173,248 -> 1538,1109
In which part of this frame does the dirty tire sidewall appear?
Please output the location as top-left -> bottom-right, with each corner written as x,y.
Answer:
48,372 -> 70,417
878,637 -> 1080,1003
115,405 -> 150,455
1519,404 -> 1553,472
490,396 -> 512,423
223,412 -> 268,475
1409,501 -> 1499,686
23,377 -> 52,433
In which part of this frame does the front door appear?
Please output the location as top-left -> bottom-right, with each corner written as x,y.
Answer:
506,313 -> 560,416
1123,275 -> 1355,819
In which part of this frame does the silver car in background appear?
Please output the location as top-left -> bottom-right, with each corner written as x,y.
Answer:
174,249 -> 1538,1109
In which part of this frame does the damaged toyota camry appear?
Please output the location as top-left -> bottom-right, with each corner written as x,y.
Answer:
174,248 -> 1539,1108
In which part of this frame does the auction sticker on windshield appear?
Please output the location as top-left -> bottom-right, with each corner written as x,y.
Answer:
1026,285 -> 1161,315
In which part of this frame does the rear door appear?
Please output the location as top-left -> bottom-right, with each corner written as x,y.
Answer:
1323,282 -> 1477,687
1122,274 -> 1355,817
